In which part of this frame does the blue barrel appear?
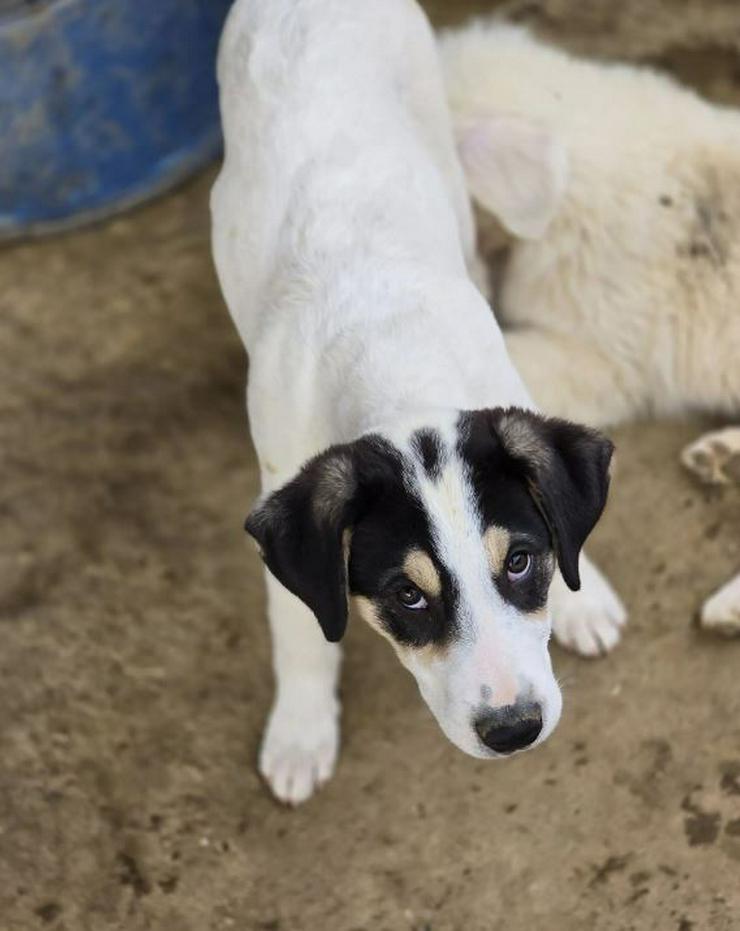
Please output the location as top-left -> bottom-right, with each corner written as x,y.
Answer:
0,0 -> 233,237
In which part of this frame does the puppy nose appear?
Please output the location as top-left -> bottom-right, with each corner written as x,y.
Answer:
474,703 -> 543,754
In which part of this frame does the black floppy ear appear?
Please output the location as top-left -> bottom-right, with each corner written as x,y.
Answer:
492,408 -> 614,591
245,438 -> 391,642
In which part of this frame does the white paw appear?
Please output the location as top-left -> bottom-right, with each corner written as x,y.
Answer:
700,573 -> 740,637
681,427 -> 740,485
259,692 -> 340,805
550,557 -> 627,657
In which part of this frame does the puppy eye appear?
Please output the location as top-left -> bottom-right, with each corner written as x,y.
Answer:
506,550 -> 532,582
396,584 -> 428,611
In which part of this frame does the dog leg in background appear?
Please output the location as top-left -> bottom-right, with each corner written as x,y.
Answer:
259,573 -> 341,805
681,427 -> 740,636
455,113 -> 567,241
681,427 -> 740,485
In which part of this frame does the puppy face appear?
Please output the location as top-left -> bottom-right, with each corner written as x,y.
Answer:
246,407 -> 613,758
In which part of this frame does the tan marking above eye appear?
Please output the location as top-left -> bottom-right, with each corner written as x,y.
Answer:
483,525 -> 511,573
403,549 -> 442,598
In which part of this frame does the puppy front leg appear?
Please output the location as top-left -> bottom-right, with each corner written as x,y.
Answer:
549,553 -> 627,656
680,428 -> 740,636
259,573 -> 341,805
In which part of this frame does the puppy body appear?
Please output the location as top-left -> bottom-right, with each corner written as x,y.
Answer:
440,21 -> 740,632
212,0 -> 618,804
213,0 -> 521,462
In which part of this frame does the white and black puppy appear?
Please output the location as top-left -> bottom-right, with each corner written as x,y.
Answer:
211,0 -> 621,805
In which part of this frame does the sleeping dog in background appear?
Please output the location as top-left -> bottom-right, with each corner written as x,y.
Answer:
211,0 -> 618,805
440,21 -> 740,634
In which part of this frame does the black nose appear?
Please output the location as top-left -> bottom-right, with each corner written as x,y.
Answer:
474,703 -> 543,754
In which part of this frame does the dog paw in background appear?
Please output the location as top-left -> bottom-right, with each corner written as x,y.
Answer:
681,427 -> 740,637
681,427 -> 740,486
549,556 -> 628,657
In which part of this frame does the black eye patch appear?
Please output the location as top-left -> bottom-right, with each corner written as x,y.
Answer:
374,589 -> 448,649
348,482 -> 460,649
493,549 -> 555,614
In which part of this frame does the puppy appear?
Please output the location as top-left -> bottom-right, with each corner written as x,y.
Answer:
440,20 -> 740,635
211,0 -> 617,804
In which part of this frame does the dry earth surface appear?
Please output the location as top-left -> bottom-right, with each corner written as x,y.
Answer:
2,1 -> 740,929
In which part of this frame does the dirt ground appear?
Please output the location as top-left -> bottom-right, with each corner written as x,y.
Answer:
2,1 -> 740,929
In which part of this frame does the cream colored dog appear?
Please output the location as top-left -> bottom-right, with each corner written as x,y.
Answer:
441,21 -> 740,634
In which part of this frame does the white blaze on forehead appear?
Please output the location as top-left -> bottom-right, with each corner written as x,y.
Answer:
404,426 -> 505,634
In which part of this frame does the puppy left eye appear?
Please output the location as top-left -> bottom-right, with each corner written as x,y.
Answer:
506,550 -> 532,582
396,584 -> 428,611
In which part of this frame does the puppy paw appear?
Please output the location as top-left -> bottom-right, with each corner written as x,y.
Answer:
550,558 -> 627,657
681,427 -> 740,485
259,693 -> 340,805
700,573 -> 740,637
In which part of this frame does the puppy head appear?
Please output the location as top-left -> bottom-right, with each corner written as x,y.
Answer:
246,407 -> 613,758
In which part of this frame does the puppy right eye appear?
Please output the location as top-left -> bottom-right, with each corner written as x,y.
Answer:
396,584 -> 428,611
506,549 -> 533,582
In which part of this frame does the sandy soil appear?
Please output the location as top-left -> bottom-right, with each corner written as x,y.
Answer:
1,1 -> 740,929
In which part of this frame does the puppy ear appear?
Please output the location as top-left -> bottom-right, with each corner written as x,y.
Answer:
492,408 -> 614,590
456,113 -> 568,239
245,438 -> 392,642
